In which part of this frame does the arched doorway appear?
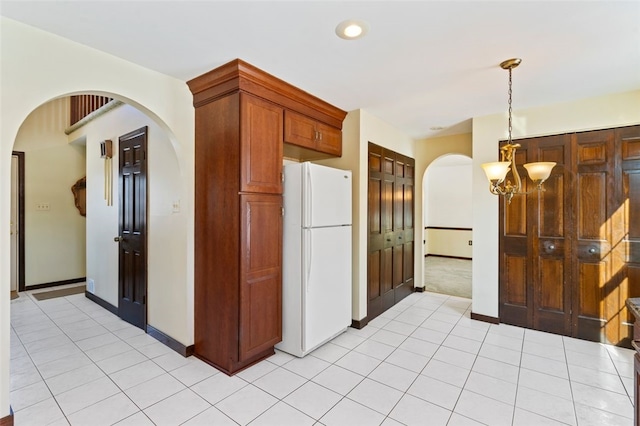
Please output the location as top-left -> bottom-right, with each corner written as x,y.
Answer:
9,91 -> 188,322
422,154 -> 472,298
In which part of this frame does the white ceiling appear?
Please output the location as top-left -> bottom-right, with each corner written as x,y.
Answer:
2,1 -> 639,139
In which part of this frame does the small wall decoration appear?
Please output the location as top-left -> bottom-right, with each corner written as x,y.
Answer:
101,139 -> 113,206
71,176 -> 86,217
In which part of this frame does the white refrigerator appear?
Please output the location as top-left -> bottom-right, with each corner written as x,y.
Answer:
276,162 -> 352,357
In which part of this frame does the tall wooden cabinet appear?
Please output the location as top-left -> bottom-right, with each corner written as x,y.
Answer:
499,125 -> 640,346
188,59 -> 346,374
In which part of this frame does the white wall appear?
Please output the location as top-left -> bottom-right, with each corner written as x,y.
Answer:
424,160 -> 473,227
13,98 -> 87,286
0,17 -> 195,418
70,104 -> 187,342
472,90 -> 640,318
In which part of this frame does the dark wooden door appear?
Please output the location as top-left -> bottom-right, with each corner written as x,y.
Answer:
239,194 -> 282,361
500,145 -> 531,327
394,155 -> 415,303
531,135 -> 572,335
614,126 -> 640,346
118,127 -> 148,330
572,129 -> 615,342
368,143 -> 414,321
500,125 -> 640,346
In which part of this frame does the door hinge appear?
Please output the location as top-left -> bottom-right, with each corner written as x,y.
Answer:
281,207 -> 285,216
281,172 -> 285,182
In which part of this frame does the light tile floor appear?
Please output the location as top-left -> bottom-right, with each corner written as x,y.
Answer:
9,289 -> 635,425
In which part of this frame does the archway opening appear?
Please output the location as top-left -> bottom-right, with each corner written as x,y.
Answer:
8,91 -> 188,351
422,154 -> 473,298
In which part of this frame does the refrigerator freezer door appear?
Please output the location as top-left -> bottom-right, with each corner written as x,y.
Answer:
303,163 -> 352,228
302,226 -> 352,353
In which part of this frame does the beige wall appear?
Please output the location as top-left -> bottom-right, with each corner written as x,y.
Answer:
69,104 -> 188,343
425,229 -> 472,258
13,98 -> 87,285
318,109 -> 415,321
472,90 -> 640,318
0,17 -> 195,418
415,133 -> 473,286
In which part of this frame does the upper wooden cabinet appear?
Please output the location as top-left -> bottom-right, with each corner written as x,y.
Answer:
241,94 -> 283,194
284,110 -> 342,157
188,59 -> 346,161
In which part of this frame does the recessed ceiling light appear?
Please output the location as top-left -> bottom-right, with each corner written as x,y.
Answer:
335,20 -> 369,40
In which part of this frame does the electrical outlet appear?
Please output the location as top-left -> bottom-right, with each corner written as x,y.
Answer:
87,278 -> 95,293
468,240 -> 473,246
172,200 -> 180,213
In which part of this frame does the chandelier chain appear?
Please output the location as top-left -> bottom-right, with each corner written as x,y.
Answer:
508,67 -> 513,144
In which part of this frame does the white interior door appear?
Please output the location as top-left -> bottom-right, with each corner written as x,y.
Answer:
302,226 -> 352,352
10,155 -> 19,293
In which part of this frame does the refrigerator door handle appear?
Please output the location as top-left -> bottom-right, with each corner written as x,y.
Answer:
306,229 -> 312,291
306,166 -> 313,227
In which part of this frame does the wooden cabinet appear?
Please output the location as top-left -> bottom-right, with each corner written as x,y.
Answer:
239,194 -> 282,361
499,125 -> 640,346
284,110 -> 341,157
241,95 -> 283,193
188,59 -> 346,374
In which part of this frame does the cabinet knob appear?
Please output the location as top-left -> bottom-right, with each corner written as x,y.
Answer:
548,244 -> 555,250
589,247 -> 597,254
386,238 -> 391,242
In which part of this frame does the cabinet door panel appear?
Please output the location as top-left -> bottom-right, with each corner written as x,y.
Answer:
284,110 -> 316,149
239,194 -> 282,361
316,122 -> 342,156
241,94 -> 283,194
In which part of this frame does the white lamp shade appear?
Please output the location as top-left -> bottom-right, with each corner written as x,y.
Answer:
524,162 -> 556,182
481,161 -> 511,183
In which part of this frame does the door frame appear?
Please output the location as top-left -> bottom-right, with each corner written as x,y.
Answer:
11,151 -> 25,292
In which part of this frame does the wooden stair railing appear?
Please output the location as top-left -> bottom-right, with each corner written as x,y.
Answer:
70,95 -> 113,125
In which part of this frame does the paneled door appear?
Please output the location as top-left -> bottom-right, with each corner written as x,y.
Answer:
612,126 -> 640,346
239,193 -> 283,361
499,125 -> 640,346
531,135 -> 572,335
572,129 -> 615,342
117,127 -> 148,330
368,142 -> 415,322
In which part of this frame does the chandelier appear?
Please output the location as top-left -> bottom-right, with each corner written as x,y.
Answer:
481,58 -> 556,204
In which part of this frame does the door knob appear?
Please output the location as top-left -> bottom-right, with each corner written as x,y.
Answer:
114,236 -> 123,242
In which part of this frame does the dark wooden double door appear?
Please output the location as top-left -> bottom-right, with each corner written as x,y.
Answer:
500,125 -> 640,346
368,143 -> 415,321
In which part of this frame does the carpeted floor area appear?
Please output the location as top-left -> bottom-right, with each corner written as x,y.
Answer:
423,256 -> 472,298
